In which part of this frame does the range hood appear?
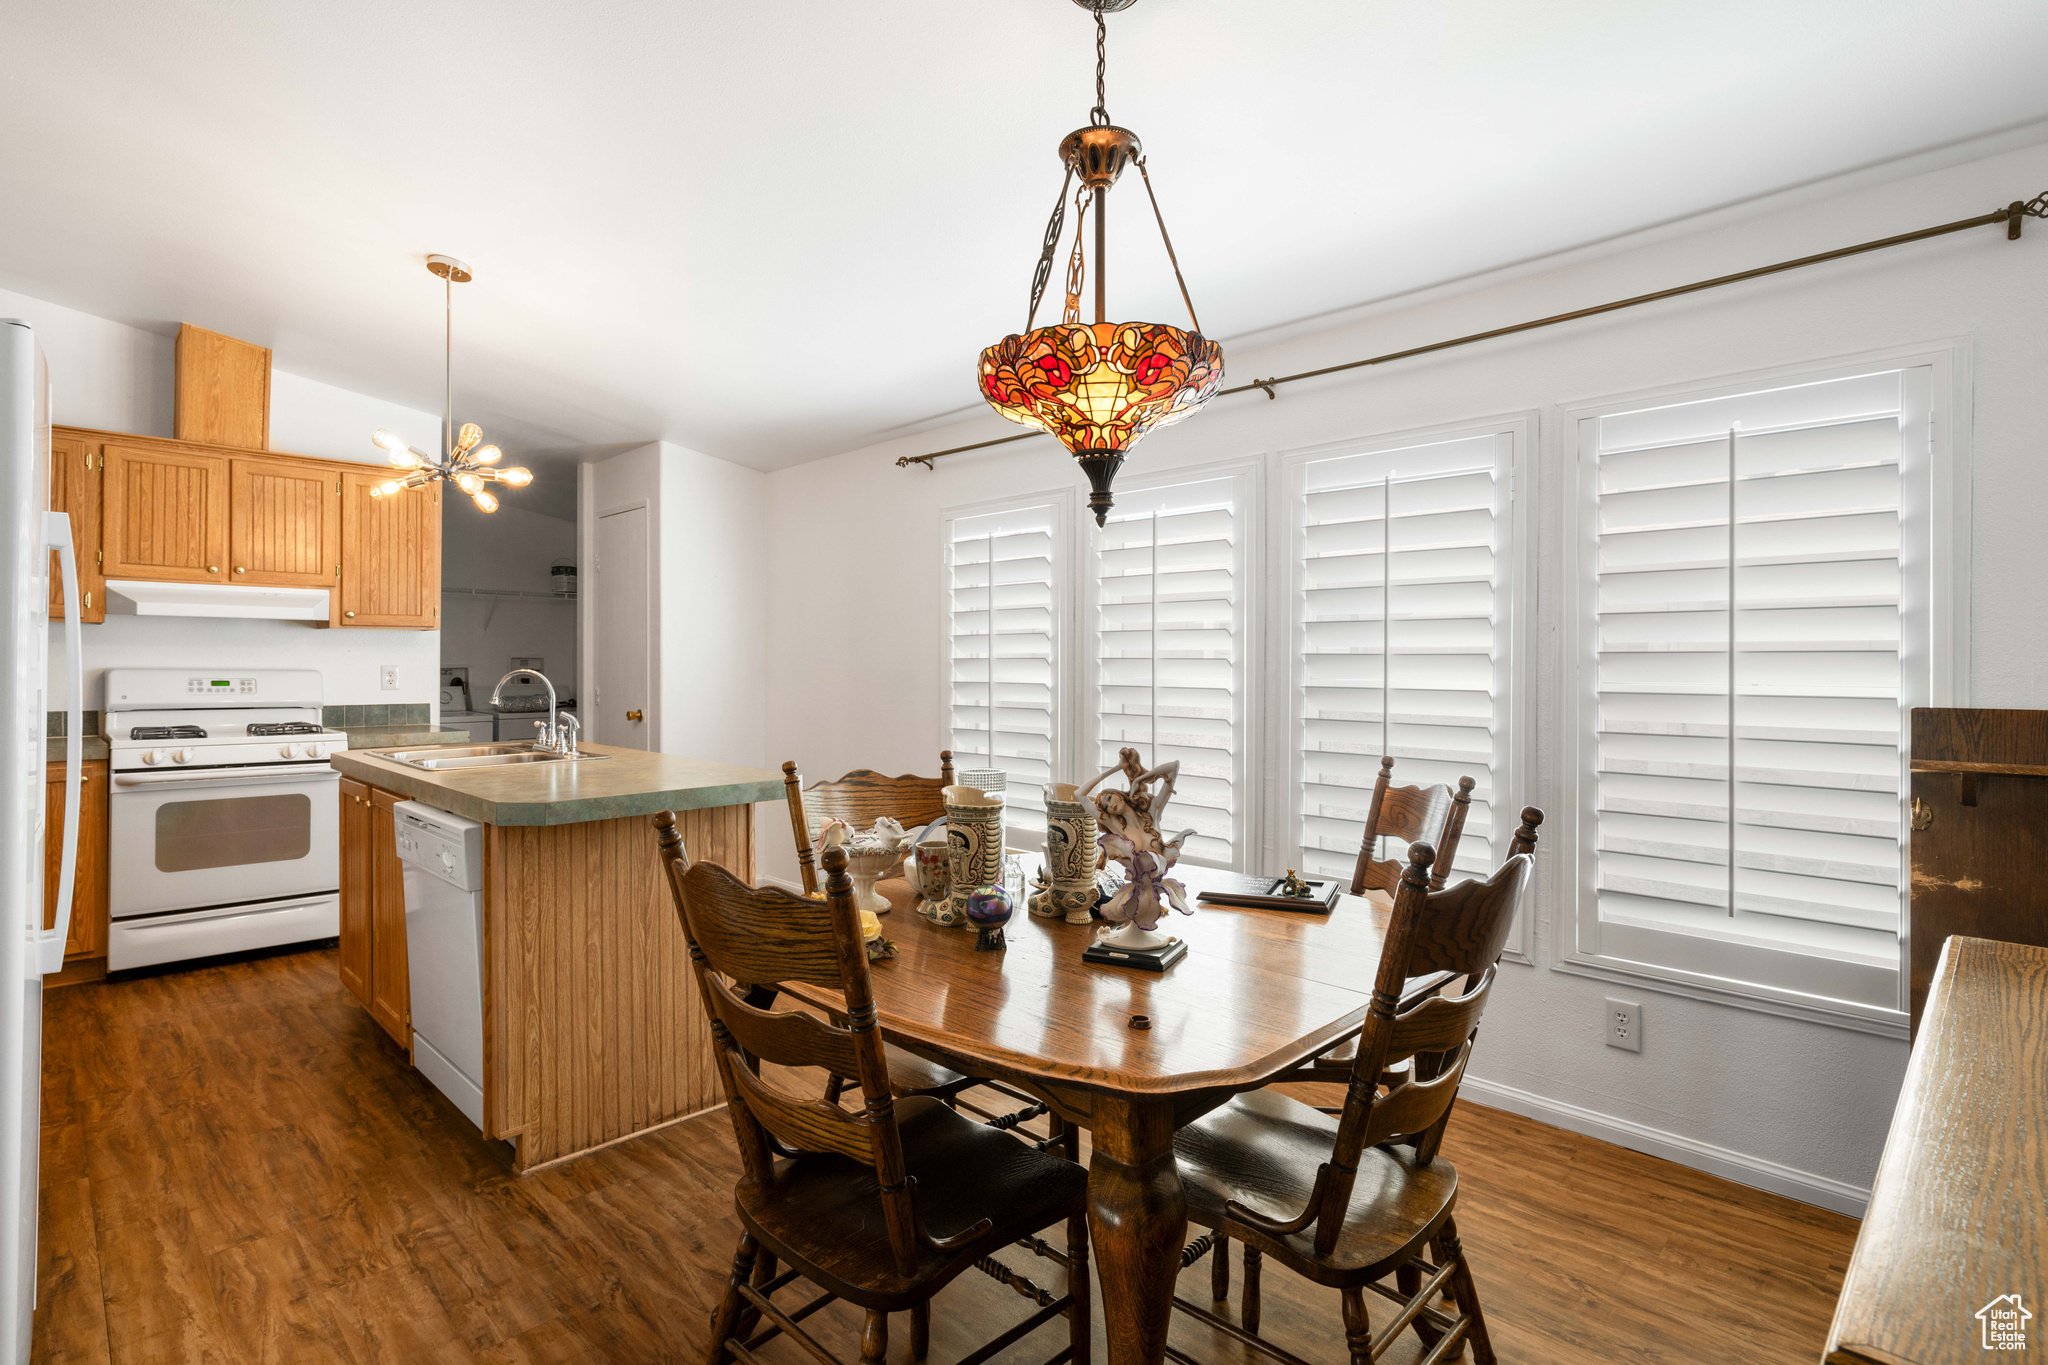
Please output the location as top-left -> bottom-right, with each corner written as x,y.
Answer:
104,579 -> 331,621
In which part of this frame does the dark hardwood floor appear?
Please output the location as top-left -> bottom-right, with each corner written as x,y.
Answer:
33,946 -> 1858,1364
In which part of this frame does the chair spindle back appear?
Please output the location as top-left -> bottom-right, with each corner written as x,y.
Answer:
1351,756 -> 1476,896
782,752 -> 955,894
654,812 -> 920,1273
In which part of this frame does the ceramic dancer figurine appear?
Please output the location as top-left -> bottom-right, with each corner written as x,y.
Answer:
1079,747 -> 1194,951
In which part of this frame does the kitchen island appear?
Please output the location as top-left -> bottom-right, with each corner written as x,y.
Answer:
330,741 -> 783,1171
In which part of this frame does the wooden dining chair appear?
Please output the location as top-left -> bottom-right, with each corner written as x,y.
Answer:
655,821 -> 1089,1365
1351,756 -> 1475,896
782,753 -> 954,897
1293,808 -> 1542,1090
1174,828 -> 1541,1365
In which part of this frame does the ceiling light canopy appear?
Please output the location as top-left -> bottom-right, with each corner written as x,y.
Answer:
977,0 -> 1223,525
369,254 -> 531,514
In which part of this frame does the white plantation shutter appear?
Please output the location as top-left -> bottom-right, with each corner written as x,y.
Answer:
1091,475 -> 1246,867
1590,368 -> 1922,984
947,502 -> 1061,830
1293,433 -> 1510,887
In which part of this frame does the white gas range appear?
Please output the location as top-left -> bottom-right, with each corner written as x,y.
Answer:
105,668 -> 348,971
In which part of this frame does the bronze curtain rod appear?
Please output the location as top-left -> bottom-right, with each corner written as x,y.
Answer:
897,189 -> 2048,470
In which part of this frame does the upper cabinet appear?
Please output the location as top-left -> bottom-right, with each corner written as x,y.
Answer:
174,324 -> 270,450
337,470 -> 439,629
101,441 -> 231,584
47,431 -> 105,622
229,457 -> 340,588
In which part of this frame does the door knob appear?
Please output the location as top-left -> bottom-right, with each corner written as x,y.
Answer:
626,710 -> 643,722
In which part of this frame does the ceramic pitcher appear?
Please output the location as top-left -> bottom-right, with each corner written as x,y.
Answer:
942,784 -> 1006,928
1031,783 -> 1100,924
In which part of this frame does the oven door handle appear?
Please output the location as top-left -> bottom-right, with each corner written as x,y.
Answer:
113,767 -> 344,789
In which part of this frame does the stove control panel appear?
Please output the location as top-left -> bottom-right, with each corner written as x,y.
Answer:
186,677 -> 259,695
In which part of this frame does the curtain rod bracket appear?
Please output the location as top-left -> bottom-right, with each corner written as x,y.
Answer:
1252,378 -> 1277,400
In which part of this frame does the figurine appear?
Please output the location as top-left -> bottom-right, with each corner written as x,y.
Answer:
1276,868 -> 1316,898
1079,747 -> 1195,951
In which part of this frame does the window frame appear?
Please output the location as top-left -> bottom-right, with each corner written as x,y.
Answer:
1080,457 -> 1264,872
935,485 -> 1081,853
1275,415 -> 1534,962
1556,343 -> 1969,1037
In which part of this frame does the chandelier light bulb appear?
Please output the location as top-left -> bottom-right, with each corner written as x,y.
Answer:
455,471 -> 485,496
472,444 -> 502,466
498,467 -> 532,488
387,448 -> 422,470
472,489 -> 499,514
455,422 -> 483,454
371,479 -> 406,499
372,429 -> 409,453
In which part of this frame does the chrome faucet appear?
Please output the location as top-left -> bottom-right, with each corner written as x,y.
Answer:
489,669 -> 577,755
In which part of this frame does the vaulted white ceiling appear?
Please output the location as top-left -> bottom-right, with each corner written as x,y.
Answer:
3,0 -> 2045,476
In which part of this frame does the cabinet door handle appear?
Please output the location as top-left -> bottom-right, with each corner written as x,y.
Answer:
206,565 -> 219,574
234,566 -> 246,575
345,611 -> 356,619
626,710 -> 643,722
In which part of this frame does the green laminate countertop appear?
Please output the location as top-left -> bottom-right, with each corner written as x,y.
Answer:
329,741 -> 783,826
342,727 -> 475,749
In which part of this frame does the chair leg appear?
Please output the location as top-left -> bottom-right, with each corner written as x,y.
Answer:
1438,1216 -> 1493,1365
706,1233 -> 759,1365
1396,1261 -> 1444,1352
1210,1231 -> 1229,1302
1068,1207 -> 1092,1365
1242,1245 -> 1262,1335
911,1302 -> 931,1359
1339,1287 -> 1373,1365
859,1308 -> 889,1365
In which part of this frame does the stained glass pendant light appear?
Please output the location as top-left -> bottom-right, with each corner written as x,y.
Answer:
368,255 -> 531,513
977,0 -> 1223,525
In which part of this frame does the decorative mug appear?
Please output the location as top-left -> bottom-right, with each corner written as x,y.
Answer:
1033,783 -> 1100,925
912,838 -> 962,926
943,784 -> 1006,929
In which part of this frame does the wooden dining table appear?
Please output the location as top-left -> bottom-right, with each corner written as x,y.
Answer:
780,868 -> 1398,1365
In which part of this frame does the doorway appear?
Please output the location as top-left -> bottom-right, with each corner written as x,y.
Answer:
594,504 -> 652,750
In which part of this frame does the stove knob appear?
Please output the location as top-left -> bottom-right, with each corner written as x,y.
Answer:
172,749 -> 192,764
439,848 -> 455,871
280,744 -> 295,758
141,749 -> 160,765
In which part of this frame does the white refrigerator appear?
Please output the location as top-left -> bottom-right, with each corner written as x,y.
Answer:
0,318 -> 86,1362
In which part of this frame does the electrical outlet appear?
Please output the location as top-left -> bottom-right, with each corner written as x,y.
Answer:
1606,998 -> 1643,1053
380,664 -> 399,692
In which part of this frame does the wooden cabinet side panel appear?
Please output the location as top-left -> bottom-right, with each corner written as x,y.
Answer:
47,433 -> 105,622
1908,769 -> 2048,1031
102,443 -> 230,583
488,806 -> 750,1170
43,761 -> 109,960
338,778 -> 372,1006
229,458 -> 339,586
174,324 -> 270,451
368,789 -> 411,1051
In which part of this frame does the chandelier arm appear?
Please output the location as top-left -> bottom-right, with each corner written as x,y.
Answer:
1062,186 -> 1093,326
1026,164 -> 1076,332
1135,157 -> 1202,334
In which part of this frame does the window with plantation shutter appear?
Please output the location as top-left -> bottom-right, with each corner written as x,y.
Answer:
1576,365 -> 1936,1013
945,501 -> 1063,832
1289,430 -> 1517,897
1088,472 -> 1249,868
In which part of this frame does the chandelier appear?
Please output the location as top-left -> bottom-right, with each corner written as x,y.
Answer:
977,0 -> 1223,525
369,254 -> 531,513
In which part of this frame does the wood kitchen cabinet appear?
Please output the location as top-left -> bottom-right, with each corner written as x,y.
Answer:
47,431 -> 105,623
336,470 -> 439,629
100,440 -> 231,584
43,760 -> 109,962
174,324 -> 270,450
229,456 -> 340,588
338,776 -> 411,1052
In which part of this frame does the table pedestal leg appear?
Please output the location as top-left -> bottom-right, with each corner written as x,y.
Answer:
1087,1096 -> 1184,1365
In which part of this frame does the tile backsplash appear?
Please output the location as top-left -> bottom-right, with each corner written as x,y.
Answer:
323,704 -> 432,729
46,710 -> 102,737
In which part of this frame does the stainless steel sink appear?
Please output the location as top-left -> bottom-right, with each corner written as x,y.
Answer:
377,742 -> 611,771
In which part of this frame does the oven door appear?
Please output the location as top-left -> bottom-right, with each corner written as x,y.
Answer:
108,765 -> 341,919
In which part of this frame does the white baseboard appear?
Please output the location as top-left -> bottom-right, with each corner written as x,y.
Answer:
1457,1075 -> 1871,1218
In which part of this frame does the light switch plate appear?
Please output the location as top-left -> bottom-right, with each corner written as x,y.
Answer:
1606,998 -> 1643,1052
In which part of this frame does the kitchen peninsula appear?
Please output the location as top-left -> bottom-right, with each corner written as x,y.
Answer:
330,741 -> 782,1171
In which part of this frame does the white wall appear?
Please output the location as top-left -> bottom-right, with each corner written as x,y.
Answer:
440,499 -> 579,705
6,285 -> 452,717
760,138 -> 2048,1210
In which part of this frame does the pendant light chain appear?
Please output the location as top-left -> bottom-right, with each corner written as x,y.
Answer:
1090,7 -> 1110,126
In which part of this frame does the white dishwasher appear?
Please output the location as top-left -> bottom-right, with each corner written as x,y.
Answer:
393,801 -> 486,1131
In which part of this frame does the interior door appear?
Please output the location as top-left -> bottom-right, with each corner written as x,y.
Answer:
230,457 -> 340,588
595,505 -> 652,750
101,441 -> 230,584
47,433 -> 103,622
